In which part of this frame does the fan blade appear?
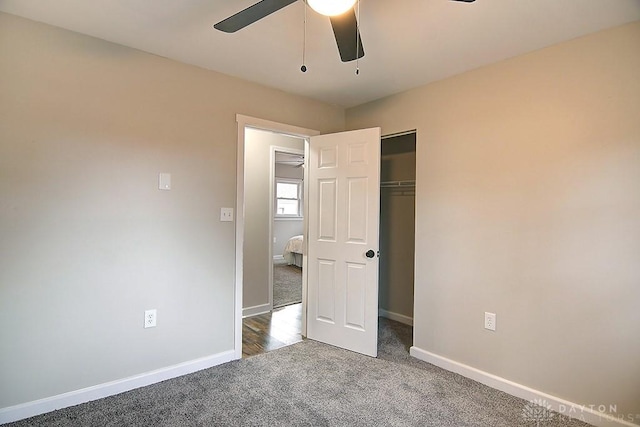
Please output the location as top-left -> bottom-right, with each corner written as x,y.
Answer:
451,0 -> 476,2
330,9 -> 364,62
214,0 -> 298,33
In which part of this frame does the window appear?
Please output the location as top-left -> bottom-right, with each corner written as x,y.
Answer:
275,178 -> 303,218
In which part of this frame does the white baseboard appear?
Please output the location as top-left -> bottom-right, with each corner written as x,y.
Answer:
0,350 -> 236,425
378,309 -> 414,326
409,346 -> 638,427
242,303 -> 271,318
273,255 -> 284,261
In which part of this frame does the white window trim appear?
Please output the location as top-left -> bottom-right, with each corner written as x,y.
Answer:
275,177 -> 303,219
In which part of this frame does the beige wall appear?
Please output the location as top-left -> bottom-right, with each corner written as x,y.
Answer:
0,12 -> 343,409
243,129 -> 304,309
348,21 -> 640,420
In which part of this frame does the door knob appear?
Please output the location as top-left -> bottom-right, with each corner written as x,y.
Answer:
365,250 -> 375,258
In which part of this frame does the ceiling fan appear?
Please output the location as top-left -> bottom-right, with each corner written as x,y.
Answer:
214,0 -> 476,63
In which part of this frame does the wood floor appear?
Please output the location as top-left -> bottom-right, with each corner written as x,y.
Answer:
242,303 -> 302,358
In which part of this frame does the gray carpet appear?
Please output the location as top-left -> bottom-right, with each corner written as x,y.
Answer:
7,319 -> 592,427
273,264 -> 302,308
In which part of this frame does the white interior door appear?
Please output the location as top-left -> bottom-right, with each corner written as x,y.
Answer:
306,127 -> 381,357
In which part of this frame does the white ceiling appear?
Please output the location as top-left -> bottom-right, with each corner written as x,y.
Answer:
1,0 -> 639,108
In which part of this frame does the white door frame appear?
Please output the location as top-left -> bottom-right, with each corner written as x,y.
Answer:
234,114 -> 319,359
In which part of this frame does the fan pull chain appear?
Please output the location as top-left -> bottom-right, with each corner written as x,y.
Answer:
301,0 -> 308,73
355,0 -> 360,75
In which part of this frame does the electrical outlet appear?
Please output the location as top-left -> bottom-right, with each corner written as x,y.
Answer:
144,309 -> 157,328
484,312 -> 496,331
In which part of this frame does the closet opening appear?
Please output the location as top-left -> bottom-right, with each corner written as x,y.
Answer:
379,131 -> 416,349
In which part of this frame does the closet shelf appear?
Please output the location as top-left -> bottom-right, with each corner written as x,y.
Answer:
380,180 -> 415,188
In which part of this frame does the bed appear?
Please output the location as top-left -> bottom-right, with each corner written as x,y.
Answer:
283,235 -> 304,268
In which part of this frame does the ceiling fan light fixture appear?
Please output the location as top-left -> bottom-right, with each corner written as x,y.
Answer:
307,0 -> 357,17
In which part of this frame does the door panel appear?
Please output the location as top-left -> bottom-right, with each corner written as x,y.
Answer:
317,259 -> 336,323
318,180 -> 337,241
345,262 -> 366,330
347,177 -> 368,242
307,127 -> 381,357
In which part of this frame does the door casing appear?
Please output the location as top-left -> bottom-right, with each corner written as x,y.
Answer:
234,114 -> 319,359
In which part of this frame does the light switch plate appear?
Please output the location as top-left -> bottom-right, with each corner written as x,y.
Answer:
159,173 -> 171,190
220,207 -> 234,222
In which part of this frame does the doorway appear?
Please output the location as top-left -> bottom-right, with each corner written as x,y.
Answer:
240,148 -> 306,358
235,115 -> 318,359
378,131 -> 416,328
272,150 -> 305,310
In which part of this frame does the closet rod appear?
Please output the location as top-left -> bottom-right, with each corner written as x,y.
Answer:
380,180 -> 415,188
